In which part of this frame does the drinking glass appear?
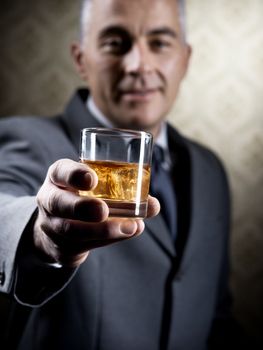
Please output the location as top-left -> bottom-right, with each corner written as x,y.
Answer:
79,128 -> 153,218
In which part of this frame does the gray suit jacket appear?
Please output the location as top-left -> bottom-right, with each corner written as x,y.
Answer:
0,90 -> 231,350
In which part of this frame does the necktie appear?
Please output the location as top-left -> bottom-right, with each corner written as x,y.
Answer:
150,145 -> 177,240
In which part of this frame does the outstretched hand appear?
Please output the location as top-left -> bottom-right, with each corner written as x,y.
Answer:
33,159 -> 160,267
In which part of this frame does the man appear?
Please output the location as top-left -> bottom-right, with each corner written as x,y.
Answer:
0,0 -> 236,349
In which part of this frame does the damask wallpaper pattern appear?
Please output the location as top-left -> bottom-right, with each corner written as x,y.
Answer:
0,0 -> 262,344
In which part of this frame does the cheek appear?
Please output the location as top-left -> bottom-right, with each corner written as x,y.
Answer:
86,52 -> 119,77
162,57 -> 185,82
97,62 -> 123,93
160,57 -> 186,97
97,56 -> 122,75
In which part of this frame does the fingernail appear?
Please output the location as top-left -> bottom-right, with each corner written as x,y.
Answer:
120,220 -> 136,235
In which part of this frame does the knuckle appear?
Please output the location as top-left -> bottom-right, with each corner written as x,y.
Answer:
53,218 -> 71,236
48,159 -> 69,182
72,198 -> 82,217
47,188 -> 61,215
48,160 -> 60,176
36,185 -> 49,211
38,216 -> 72,257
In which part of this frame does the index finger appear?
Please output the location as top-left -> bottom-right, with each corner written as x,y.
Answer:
48,158 -> 98,191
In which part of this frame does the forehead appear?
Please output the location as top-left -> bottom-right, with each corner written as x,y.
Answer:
88,0 -> 181,36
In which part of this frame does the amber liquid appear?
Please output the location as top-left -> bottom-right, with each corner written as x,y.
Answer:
79,160 -> 151,218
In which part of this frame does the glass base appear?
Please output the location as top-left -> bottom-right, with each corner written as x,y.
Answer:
103,199 -> 148,218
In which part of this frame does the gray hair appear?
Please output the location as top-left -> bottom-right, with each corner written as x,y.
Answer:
178,0 -> 186,41
80,0 -> 93,42
80,0 -> 186,43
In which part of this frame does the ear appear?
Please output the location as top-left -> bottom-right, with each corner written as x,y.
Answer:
182,43 -> 192,78
71,42 -> 89,82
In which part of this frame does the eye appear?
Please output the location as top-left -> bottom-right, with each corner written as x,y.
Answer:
101,36 -> 129,54
149,38 -> 172,52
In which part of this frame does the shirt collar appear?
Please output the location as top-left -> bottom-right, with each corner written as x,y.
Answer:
87,96 -> 115,129
155,123 -> 168,151
155,123 -> 172,169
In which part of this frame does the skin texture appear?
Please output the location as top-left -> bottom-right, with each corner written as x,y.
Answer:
73,0 -> 191,137
33,0 -> 191,267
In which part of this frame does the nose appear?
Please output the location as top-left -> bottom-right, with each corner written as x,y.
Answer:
123,42 -> 154,74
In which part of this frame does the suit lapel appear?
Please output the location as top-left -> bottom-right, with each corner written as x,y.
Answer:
144,126 -> 192,260
167,126 -> 192,265
62,89 -> 103,152
174,139 -> 215,272
145,214 -> 176,258
167,127 -> 221,273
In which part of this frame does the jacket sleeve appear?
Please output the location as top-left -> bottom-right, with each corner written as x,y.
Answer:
0,117 -> 77,306
0,193 -> 37,294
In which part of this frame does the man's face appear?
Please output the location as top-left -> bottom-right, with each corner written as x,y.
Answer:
74,0 -> 191,134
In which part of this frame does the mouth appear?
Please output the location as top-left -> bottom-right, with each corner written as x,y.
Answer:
119,88 -> 160,103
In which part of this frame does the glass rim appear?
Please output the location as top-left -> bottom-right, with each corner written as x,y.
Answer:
81,127 -> 152,139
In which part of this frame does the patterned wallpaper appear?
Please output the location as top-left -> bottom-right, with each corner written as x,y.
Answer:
0,0 -> 262,344
173,0 -> 263,342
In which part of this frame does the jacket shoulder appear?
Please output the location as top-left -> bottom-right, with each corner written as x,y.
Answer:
0,115 -> 76,195
168,124 -> 229,194
169,125 -> 227,179
188,138 -> 228,183
0,115 -> 73,162
0,115 -> 64,142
